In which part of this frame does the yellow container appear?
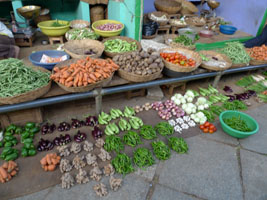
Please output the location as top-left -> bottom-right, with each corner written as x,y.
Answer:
37,20 -> 70,37
92,20 -> 124,37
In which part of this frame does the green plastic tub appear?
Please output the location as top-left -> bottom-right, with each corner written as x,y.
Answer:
219,111 -> 259,139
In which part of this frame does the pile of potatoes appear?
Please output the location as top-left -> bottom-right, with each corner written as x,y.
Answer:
112,48 -> 164,76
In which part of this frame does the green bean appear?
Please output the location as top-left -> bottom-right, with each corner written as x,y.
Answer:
223,115 -> 252,132
111,153 -> 134,175
168,137 -> 188,154
219,42 -> 250,64
133,148 -> 155,168
123,131 -> 141,147
0,58 -> 50,97
223,100 -> 247,110
104,39 -> 137,53
174,35 -> 193,46
139,125 -> 157,140
104,135 -> 124,153
151,140 -> 171,160
154,122 -> 174,136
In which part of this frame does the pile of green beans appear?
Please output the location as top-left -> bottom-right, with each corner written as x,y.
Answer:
104,135 -> 124,153
139,125 -> 157,140
168,137 -> 188,154
133,147 -> 155,168
123,131 -> 141,147
154,122 -> 174,136
219,42 -> 250,64
111,153 -> 134,175
0,58 -> 50,98
151,140 -> 171,160
223,115 -> 252,132
104,39 -> 138,53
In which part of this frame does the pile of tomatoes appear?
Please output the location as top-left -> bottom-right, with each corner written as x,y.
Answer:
199,122 -> 217,134
160,52 -> 196,67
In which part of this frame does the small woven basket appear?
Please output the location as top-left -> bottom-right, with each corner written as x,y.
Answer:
231,63 -> 249,68
70,20 -> 90,29
199,50 -> 232,71
185,17 -> 206,27
154,0 -> 182,14
64,39 -> 104,59
169,19 -> 187,28
52,59 -> 113,93
0,67 -> 51,104
118,68 -> 163,83
249,59 -> 267,66
102,36 -> 142,58
148,11 -> 169,26
160,47 -> 201,72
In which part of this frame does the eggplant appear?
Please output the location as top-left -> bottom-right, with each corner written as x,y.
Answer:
74,131 -> 86,143
41,123 -> 49,134
92,126 -> 103,139
38,138 -> 54,151
223,86 -> 233,93
86,116 -> 98,126
226,95 -> 235,102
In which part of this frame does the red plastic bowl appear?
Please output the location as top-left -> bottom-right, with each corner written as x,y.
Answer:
199,30 -> 214,38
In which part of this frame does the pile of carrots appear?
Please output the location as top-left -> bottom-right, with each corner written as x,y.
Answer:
0,161 -> 19,183
40,153 -> 61,172
50,57 -> 119,87
247,44 -> 267,61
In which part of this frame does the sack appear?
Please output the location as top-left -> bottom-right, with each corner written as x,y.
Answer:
142,22 -> 159,36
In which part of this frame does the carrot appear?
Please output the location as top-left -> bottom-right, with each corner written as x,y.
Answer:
48,165 -> 56,171
0,167 -> 7,180
56,156 -> 61,161
51,158 -> 59,165
0,174 -> 5,183
83,81 -> 88,86
89,73 -> 97,81
7,162 -> 13,173
66,76 -> 74,82
94,72 -> 102,79
65,81 -> 74,88
46,154 -> 52,165
71,68 -> 80,77
2,162 -> 8,170
73,76 -> 79,87
44,165 -> 48,171
10,170 -> 17,176
7,174 -> 11,181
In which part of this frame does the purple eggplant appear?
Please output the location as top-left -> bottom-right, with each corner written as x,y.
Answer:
37,138 -> 54,151
71,118 -> 83,129
85,116 -> 98,127
92,126 -> 103,139
58,122 -> 71,132
74,131 -> 86,143
226,95 -> 235,102
223,86 -> 233,93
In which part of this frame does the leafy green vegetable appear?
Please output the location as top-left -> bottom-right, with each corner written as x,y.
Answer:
133,148 -> 155,168
246,82 -> 267,93
202,110 -> 215,122
168,137 -> 188,154
67,28 -> 99,40
51,20 -> 65,27
236,76 -> 255,87
139,125 -> 157,140
223,115 -> 252,132
173,35 -> 193,46
104,135 -> 124,153
111,153 -> 134,175
151,140 -> 171,160
154,122 -> 174,136
123,131 -> 141,147
223,100 -> 247,110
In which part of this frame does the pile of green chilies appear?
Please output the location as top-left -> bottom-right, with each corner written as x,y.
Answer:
154,122 -> 174,136
111,153 -> 134,175
168,137 -> 188,154
0,58 -> 50,98
104,39 -> 137,53
133,147 -> 155,168
223,115 -> 252,132
123,131 -> 141,147
151,140 -> 171,160
104,135 -> 124,153
139,125 -> 157,140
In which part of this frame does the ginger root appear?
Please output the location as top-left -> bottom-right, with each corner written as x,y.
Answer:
60,158 -> 73,173
76,169 -> 89,184
98,148 -> 111,162
70,142 -> 81,154
57,145 -> 70,157
95,138 -> 105,148
103,163 -> 115,176
83,141 -> 94,152
93,183 -> 108,197
90,166 -> 102,181
86,153 -> 97,166
72,155 -> 86,170
109,176 -> 122,191
61,173 -> 75,189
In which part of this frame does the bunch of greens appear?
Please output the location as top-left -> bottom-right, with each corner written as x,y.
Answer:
154,122 -> 174,136
123,131 -> 141,147
223,100 -> 247,110
223,115 -> 252,132
140,125 -> 157,140
111,153 -> 134,175
104,135 -> 124,153
168,137 -> 188,154
133,148 -> 155,168
174,35 -> 193,46
151,140 -> 171,160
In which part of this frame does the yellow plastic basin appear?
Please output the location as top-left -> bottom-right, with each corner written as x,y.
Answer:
92,20 -> 124,37
38,20 -> 70,37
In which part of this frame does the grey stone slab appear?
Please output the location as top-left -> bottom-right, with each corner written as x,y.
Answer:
134,164 -> 157,182
44,174 -> 149,200
240,104 -> 267,154
159,136 -> 243,200
151,184 -> 199,200
240,149 -> 267,200
146,86 -> 164,100
12,187 -> 51,200
200,120 -> 239,146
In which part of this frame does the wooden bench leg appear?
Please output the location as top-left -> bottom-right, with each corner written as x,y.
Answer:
126,89 -> 146,99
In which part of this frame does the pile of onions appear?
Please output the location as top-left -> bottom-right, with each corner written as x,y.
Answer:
96,23 -> 123,31
152,100 -> 185,120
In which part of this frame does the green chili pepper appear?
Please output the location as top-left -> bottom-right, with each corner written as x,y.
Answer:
15,127 -> 23,135
22,138 -> 33,144
21,131 -> 30,139
168,137 -> 188,154
25,122 -> 35,129
6,124 -> 17,133
21,148 -> 28,157
4,152 -> 18,161
151,140 -> 171,160
4,131 -> 13,136
11,139 -> 18,146
1,147 -> 12,155
4,142 -> 12,147
0,141 -> 3,148
104,135 -> 124,153
104,39 -> 138,53
29,126 -> 40,134
139,125 -> 157,140
4,135 -> 13,141
154,122 -> 174,136
123,131 -> 141,147
28,149 -> 36,156
111,153 -> 134,175
133,148 -> 155,168
23,142 -> 32,149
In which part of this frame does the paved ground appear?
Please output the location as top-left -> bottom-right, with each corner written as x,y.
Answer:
12,104 -> 267,200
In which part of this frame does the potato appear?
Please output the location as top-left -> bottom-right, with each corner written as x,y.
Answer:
151,52 -> 160,57
126,55 -> 132,60
142,71 -> 147,76
147,58 -> 153,64
149,63 -> 158,68
147,69 -> 152,74
152,69 -> 156,73
136,70 -> 142,75
150,55 -> 158,60
154,58 -> 162,63
144,62 -> 148,67
159,62 -> 164,68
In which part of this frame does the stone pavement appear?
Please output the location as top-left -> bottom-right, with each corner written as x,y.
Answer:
13,104 -> 267,200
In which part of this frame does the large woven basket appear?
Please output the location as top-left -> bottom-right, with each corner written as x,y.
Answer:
160,47 -> 201,72
249,59 -> 267,66
231,63 -> 249,68
148,12 -> 169,26
185,17 -> 206,27
0,67 -> 51,104
199,50 -> 232,71
63,39 -> 104,59
118,68 -> 163,83
102,36 -> 142,58
52,59 -> 113,93
178,0 -> 198,14
169,19 -> 187,28
164,34 -> 196,50
70,20 -> 90,29
154,0 -> 182,14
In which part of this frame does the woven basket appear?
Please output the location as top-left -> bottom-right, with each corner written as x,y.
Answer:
169,19 -> 187,28
102,36 -> 142,58
231,63 -> 249,68
118,68 -> 163,83
160,47 -> 201,72
154,0 -> 182,14
70,20 -> 90,29
0,67 -> 51,105
164,34 -> 196,50
185,17 -> 206,27
249,59 -> 267,66
64,39 -> 104,59
199,50 -> 232,71
142,32 -> 158,39
52,59 -> 113,93
148,12 -> 169,26
178,0 -> 198,14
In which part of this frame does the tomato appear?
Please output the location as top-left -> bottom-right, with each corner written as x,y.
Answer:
213,127 -> 217,132
203,128 -> 209,133
209,124 -> 215,130
200,125 -> 205,130
209,129 -> 214,134
204,122 -> 210,127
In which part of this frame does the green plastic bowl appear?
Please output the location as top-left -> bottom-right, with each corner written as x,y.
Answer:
38,20 -> 70,37
219,111 -> 259,139
92,19 -> 124,37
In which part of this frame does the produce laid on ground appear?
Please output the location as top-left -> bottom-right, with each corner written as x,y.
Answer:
0,59 -> 50,98
96,23 -> 123,31
160,52 -> 196,67
113,48 -> 164,76
51,57 -> 119,87
133,148 -> 155,168
151,140 -> 171,160
200,53 -> 229,69
199,122 -> 217,134
40,153 -> 61,171
247,44 -> 267,61
168,137 -> 188,154
0,161 -> 19,183
104,39 -> 138,53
